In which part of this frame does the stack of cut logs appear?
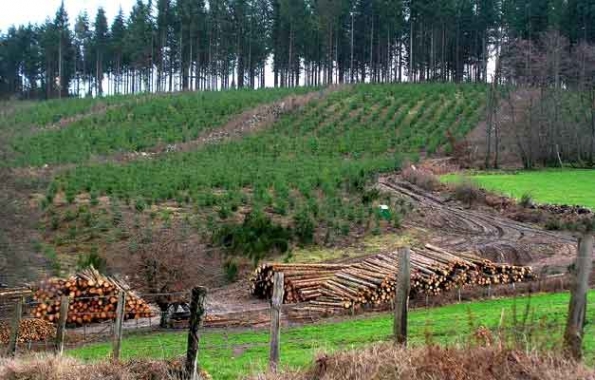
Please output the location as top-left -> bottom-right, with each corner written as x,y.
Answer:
0,319 -> 56,344
252,263 -> 350,303
32,267 -> 153,325
252,245 -> 534,313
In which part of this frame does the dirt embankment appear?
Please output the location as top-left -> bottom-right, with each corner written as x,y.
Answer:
0,179 -> 50,285
378,176 -> 578,271
0,134 -> 50,285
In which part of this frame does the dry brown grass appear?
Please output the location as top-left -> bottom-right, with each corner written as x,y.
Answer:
452,178 -> 485,206
253,344 -> 594,380
401,167 -> 441,191
0,355 -> 213,380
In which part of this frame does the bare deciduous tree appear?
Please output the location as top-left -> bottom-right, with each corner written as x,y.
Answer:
499,30 -> 595,168
119,228 -> 204,326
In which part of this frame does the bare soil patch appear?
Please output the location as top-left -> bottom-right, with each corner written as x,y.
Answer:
378,175 -> 578,271
109,86 -> 345,163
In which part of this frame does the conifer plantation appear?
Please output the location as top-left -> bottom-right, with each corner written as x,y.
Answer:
2,0 -> 595,98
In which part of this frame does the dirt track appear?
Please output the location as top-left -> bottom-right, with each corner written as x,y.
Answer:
378,176 -> 579,271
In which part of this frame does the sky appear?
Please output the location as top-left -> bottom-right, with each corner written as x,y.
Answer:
0,0 -> 136,32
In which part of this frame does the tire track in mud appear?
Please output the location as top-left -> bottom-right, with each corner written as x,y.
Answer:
378,177 -> 579,269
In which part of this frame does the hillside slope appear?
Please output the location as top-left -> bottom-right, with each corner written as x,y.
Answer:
40,84 -> 484,272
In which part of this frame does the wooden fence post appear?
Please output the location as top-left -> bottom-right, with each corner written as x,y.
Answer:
185,287 -> 207,380
564,233 -> 593,360
269,272 -> 285,372
112,291 -> 126,362
394,247 -> 411,346
7,298 -> 23,356
54,295 -> 69,355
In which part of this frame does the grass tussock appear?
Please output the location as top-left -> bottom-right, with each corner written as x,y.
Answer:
255,344 -> 593,380
452,178 -> 485,206
0,355 -> 213,380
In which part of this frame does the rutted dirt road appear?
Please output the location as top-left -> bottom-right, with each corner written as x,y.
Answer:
378,176 -> 579,271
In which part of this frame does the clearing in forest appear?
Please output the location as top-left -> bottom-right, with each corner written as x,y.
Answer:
39,83 -> 485,267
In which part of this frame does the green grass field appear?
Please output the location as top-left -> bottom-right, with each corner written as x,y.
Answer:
68,291 -> 594,379
443,169 -> 595,209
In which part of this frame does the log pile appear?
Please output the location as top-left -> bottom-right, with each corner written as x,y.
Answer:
251,263 -> 350,303
252,245 -> 534,313
0,318 -> 56,343
32,267 -> 153,325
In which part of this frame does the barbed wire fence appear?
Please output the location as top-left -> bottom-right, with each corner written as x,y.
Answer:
0,235 -> 593,378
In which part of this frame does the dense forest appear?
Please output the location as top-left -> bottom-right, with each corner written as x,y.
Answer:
1,0 -> 595,99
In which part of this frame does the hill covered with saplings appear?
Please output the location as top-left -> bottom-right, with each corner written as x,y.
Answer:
0,83 -> 486,291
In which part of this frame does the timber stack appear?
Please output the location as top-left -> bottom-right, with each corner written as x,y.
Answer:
31,266 -> 153,325
0,318 -> 56,344
252,244 -> 534,313
251,263 -> 350,303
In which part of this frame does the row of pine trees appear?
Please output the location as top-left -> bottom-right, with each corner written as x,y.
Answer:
1,0 -> 595,99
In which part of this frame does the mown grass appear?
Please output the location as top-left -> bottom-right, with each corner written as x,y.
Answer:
68,291 -> 594,379
443,169 -> 595,209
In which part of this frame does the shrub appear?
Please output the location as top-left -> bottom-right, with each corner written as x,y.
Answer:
50,215 -> 60,231
215,211 -> 291,263
361,188 -> 380,204
218,204 -> 232,219
42,245 -> 61,275
401,167 -> 440,191
293,209 -> 315,245
520,192 -> 534,208
134,198 -> 147,212
452,179 -> 484,206
544,218 -> 562,231
223,259 -> 239,283
65,189 -> 76,204
77,248 -> 107,273
90,190 -> 99,206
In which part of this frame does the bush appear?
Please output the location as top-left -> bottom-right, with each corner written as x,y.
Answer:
401,167 -> 440,191
42,245 -> 61,275
214,211 -> 291,263
293,209 -> 315,245
89,190 -> 99,206
77,248 -> 107,273
361,188 -> 380,204
520,192 -> 534,208
134,198 -> 147,212
452,179 -> 484,206
544,218 -> 562,231
223,259 -> 239,283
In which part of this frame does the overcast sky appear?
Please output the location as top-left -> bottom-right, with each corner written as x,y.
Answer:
0,0 -> 136,32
